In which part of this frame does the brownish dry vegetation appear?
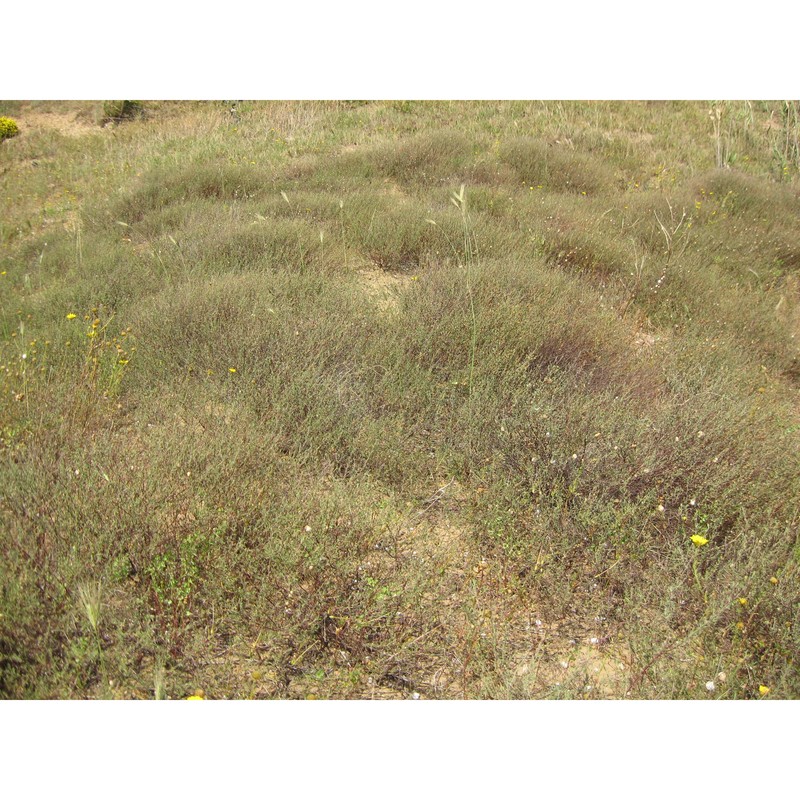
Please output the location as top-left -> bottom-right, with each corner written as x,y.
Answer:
1,100 -> 798,699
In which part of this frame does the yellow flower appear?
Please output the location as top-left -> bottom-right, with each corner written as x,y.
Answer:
66,313 -> 77,320
738,598 -> 748,606
690,534 -> 709,547
187,689 -> 206,700
228,367 -> 237,373
759,685 -> 770,696
770,576 -> 778,585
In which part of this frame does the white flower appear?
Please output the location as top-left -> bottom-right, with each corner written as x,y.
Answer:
705,681 -> 715,692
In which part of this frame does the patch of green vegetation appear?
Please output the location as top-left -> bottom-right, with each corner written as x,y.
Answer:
1,100 -> 799,699
101,100 -> 144,124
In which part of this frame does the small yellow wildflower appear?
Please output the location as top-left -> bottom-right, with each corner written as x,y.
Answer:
758,685 -> 770,696
187,689 -> 206,700
738,598 -> 748,606
228,367 -> 237,373
770,576 -> 778,585
690,534 -> 709,547
66,313 -> 77,320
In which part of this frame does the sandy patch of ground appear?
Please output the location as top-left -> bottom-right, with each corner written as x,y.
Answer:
357,267 -> 412,312
14,110 -> 99,138
515,639 -> 632,698
633,331 -> 656,350
381,177 -> 407,200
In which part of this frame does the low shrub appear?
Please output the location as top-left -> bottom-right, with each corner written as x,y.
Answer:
500,137 -> 619,195
0,116 -> 19,141
101,100 -> 144,124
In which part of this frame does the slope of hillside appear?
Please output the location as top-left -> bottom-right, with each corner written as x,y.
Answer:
1,100 -> 798,699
